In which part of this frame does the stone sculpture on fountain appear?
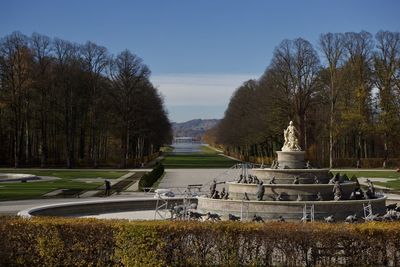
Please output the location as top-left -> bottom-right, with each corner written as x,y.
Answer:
282,121 -> 301,152
198,121 -> 387,221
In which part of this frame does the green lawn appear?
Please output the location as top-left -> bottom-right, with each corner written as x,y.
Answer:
161,145 -> 238,168
0,170 -> 126,179
0,170 -> 127,200
333,169 -> 400,190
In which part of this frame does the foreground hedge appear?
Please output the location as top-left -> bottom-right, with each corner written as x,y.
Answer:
2,217 -> 400,266
139,163 -> 165,189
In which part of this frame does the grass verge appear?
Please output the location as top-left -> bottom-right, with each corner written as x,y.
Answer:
0,170 -> 127,200
333,169 -> 400,190
162,145 -> 238,168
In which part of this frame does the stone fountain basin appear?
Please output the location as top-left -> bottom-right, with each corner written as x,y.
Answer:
253,168 -> 331,183
197,195 -> 387,220
18,197 -> 195,218
227,181 -> 355,201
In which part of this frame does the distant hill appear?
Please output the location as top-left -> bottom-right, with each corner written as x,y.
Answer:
172,119 -> 219,139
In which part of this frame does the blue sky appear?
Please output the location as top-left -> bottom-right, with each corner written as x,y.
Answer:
1,0 -> 399,122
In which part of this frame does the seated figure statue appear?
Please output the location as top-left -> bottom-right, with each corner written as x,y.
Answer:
282,121 -> 301,152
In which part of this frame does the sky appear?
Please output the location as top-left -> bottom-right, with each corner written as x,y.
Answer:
1,1 -> 399,122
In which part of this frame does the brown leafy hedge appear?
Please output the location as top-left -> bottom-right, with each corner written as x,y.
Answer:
139,163 -> 165,189
1,217 -> 400,266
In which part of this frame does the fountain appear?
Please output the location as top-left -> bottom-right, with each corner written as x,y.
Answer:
197,121 -> 387,221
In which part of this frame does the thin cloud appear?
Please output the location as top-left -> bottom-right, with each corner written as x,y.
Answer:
151,73 -> 259,106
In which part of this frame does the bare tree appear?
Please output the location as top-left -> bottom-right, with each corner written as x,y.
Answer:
374,31 -> 400,162
53,38 -> 81,168
0,32 -> 33,167
31,33 -> 52,167
81,41 -> 109,167
108,50 -> 150,167
342,31 -> 374,159
319,33 -> 345,168
269,38 -> 321,149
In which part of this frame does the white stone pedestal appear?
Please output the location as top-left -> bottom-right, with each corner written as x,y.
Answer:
276,151 -> 305,169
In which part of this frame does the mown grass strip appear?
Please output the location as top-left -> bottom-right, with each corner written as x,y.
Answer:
0,170 -> 127,200
162,145 -> 238,168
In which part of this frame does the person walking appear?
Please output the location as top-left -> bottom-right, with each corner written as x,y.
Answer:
104,179 -> 111,197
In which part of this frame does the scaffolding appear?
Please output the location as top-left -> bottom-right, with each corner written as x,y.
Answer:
154,194 -> 171,220
302,204 -> 315,222
155,162 -> 255,221
154,185 -> 200,220
363,202 -> 373,219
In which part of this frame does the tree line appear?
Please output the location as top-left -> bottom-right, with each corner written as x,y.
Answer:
0,31 -> 172,168
207,31 -> 400,168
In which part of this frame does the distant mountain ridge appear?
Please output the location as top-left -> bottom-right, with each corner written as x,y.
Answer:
172,119 -> 219,139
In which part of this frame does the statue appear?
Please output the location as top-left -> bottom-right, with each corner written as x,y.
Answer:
243,192 -> 250,200
277,216 -> 285,222
252,214 -> 264,223
345,214 -> 358,223
324,215 -> 335,223
237,174 -> 243,183
256,181 -> 265,201
188,211 -> 205,220
212,190 -> 220,199
209,179 -> 225,197
228,213 -> 240,221
292,176 -> 300,184
365,179 -> 376,199
274,161 -> 280,169
223,192 -> 229,200
282,121 -> 301,151
209,179 -> 217,197
206,212 -> 221,221
350,179 -> 364,200
220,187 -> 226,199
271,159 -> 277,169
275,192 -> 283,201
269,176 -> 276,184
315,192 -> 323,201
333,181 -> 342,201
253,176 -> 260,184
305,160 -> 312,169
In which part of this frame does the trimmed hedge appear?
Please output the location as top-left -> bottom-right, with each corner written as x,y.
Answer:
333,158 -> 400,168
0,217 -> 116,266
139,163 -> 164,189
2,217 -> 400,266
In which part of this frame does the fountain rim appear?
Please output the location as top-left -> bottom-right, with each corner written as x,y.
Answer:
252,168 -> 331,172
197,195 -> 387,205
17,197 -> 193,218
227,181 -> 356,187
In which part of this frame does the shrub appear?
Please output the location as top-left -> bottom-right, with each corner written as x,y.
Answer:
2,217 -> 400,266
341,173 -> 349,181
0,217 -> 116,266
139,163 -> 165,189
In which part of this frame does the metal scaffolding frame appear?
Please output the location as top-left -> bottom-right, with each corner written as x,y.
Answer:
154,162 -> 255,221
154,194 -> 171,220
363,201 -> 373,219
303,203 -> 315,222
154,185 -> 200,220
